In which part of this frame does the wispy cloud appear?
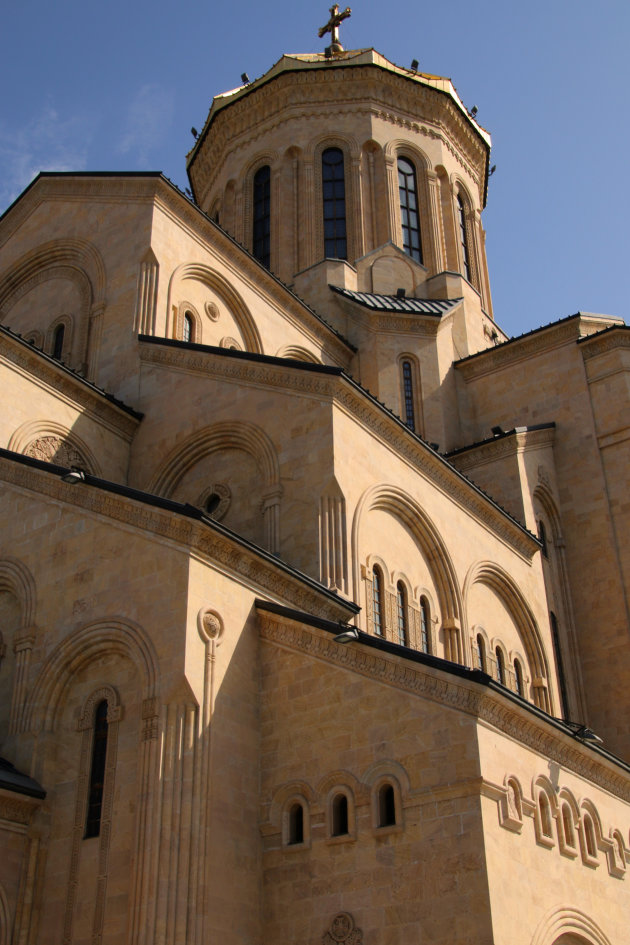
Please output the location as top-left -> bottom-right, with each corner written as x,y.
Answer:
0,106 -> 90,210
117,83 -> 174,168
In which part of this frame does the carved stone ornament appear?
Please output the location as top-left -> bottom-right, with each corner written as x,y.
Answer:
537,464 -> 551,487
197,608 -> 224,644
323,913 -> 362,945
205,300 -> 220,321
24,435 -> 86,469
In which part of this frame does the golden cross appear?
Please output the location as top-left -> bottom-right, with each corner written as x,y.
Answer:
318,4 -> 352,51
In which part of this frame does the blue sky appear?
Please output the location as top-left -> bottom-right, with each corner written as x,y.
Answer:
2,0 -> 628,337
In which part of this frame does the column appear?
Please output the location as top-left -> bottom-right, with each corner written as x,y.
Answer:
426,170 -> 444,274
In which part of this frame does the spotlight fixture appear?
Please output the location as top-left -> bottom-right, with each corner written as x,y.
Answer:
324,46 -> 333,58
491,425 -> 504,437
410,58 -> 419,71
191,127 -> 198,138
471,105 -> 478,117
241,72 -> 250,84
489,165 -> 496,176
565,720 -> 604,745
333,626 -> 360,644
61,468 -> 85,484
396,287 -> 406,298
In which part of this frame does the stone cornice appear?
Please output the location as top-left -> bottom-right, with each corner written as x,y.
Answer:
331,293 -> 448,336
0,453 -> 355,623
139,339 -> 539,559
190,66 -> 487,206
0,788 -> 42,827
456,315 -> 623,382
0,327 -> 140,440
448,426 -> 556,474
578,325 -> 630,360
259,612 -> 630,802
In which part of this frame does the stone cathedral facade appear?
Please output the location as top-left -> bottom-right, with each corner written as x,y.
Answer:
0,36 -> 629,945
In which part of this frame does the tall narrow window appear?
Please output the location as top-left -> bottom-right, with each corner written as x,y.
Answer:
514,658 -> 525,697
583,814 -> 597,859
182,312 -> 194,343
253,165 -> 271,268
496,647 -> 505,686
396,582 -> 408,646
398,157 -> 422,263
52,323 -> 65,359
539,792 -> 553,838
372,565 -> 384,636
538,520 -> 548,558
420,596 -> 430,653
378,784 -> 396,827
331,794 -> 349,836
562,804 -> 576,849
550,611 -> 569,719
476,634 -> 486,672
401,360 -> 416,431
85,700 -> 108,838
456,194 -> 471,282
288,802 -> 304,845
322,148 -> 347,259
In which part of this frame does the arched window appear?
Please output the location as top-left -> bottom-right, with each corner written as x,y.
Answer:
253,165 -> 271,268
456,193 -> 471,282
331,793 -> 349,836
496,647 -> 505,686
396,582 -> 408,646
397,157 -> 423,263
372,565 -> 384,636
562,804 -> 576,849
182,312 -> 194,343
583,814 -> 597,859
550,611 -> 569,719
539,792 -> 553,839
85,700 -> 108,838
322,148 -> 347,260
378,783 -> 396,827
52,323 -> 65,360
538,519 -> 548,558
288,802 -> 304,845
514,658 -> 525,697
401,360 -> 416,431
420,596 -> 430,653
476,634 -> 486,672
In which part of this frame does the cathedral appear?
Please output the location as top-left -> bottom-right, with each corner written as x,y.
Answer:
0,10 -> 629,944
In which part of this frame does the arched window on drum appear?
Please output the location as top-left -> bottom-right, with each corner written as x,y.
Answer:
397,157 -> 423,263
322,148 -> 347,260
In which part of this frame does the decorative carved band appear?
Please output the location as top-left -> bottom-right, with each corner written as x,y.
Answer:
259,613 -> 630,801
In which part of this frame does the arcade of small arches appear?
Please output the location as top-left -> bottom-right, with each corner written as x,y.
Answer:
268,763 -> 408,851
206,137 -> 483,298
473,626 -> 528,698
362,553 -> 545,707
497,774 -> 628,881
